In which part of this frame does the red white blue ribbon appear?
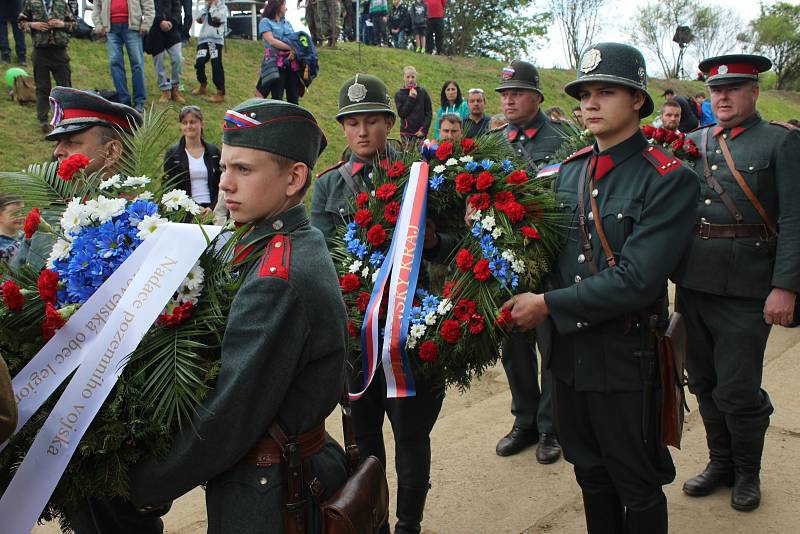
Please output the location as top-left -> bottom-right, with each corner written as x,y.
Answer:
536,163 -> 561,178
223,109 -> 262,130
351,162 -> 429,400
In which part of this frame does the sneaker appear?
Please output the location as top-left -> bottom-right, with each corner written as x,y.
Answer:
18,57 -> 27,67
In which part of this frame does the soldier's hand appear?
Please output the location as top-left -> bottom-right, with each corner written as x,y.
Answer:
47,18 -> 65,28
763,287 -> 797,326
30,21 -> 50,31
501,292 -> 549,332
464,200 -> 476,227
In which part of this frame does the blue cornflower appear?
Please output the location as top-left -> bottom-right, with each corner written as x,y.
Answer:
409,307 -> 424,325
422,294 -> 439,312
480,159 -> 494,170
346,238 -> 362,255
429,174 -> 444,191
501,159 -> 514,173
369,251 -> 385,267
471,222 -> 482,238
355,244 -> 368,259
126,199 -> 158,224
511,274 -> 519,289
96,220 -> 130,259
416,288 -> 429,298
465,161 -> 479,172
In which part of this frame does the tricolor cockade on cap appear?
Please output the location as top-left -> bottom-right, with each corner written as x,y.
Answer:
46,86 -> 143,141
495,60 -> 545,101
698,54 -> 772,87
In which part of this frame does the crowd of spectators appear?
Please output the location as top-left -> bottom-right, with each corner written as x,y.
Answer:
352,0 -> 444,53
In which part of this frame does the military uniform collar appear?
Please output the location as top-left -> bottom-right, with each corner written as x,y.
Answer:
347,151 -> 394,175
590,130 -> 649,182
507,110 -> 547,142
713,113 -> 761,140
232,204 -> 309,264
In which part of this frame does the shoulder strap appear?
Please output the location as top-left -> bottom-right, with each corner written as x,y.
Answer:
717,135 -> 778,235
701,129 -> 744,224
267,421 -> 307,534
340,381 -> 361,474
339,162 -> 366,196
590,178 -> 616,269
576,158 -> 616,274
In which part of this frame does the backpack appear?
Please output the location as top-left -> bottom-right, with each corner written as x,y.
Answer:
12,76 -> 36,104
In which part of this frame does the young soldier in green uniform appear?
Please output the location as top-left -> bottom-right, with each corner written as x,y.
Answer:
128,99 -> 349,533
503,43 -> 698,532
311,74 -> 451,534
493,60 -> 564,463
675,54 -> 800,512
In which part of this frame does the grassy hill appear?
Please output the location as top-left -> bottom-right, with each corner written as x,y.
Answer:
4,36 -> 800,173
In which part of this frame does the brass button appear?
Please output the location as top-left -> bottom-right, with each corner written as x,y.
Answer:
582,321 -> 589,327
755,241 -> 761,247
576,322 -> 583,329
617,213 -> 623,220
578,254 -> 586,264
591,188 -> 599,198
259,477 -> 268,486
269,267 -> 277,273
722,133 -> 728,139
715,149 -> 721,154
339,208 -> 345,214
748,166 -> 754,171
704,198 -> 712,206
700,217 -> 707,223
574,275 -> 582,283
711,164 -> 718,171
272,220 -> 284,230
274,241 -> 282,248
587,212 -> 594,221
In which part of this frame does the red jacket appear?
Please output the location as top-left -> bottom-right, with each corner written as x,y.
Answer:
425,0 -> 446,18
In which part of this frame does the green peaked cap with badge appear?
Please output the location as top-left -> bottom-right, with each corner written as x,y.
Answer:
698,54 -> 772,87
564,42 -> 654,118
222,98 -> 327,169
495,60 -> 545,102
336,73 -> 395,121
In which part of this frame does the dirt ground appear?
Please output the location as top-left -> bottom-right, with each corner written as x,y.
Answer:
33,323 -> 800,533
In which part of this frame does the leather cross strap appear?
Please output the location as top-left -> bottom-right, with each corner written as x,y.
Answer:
339,161 -> 366,196
717,135 -> 778,236
577,156 -> 616,275
701,129 -> 744,224
339,379 -> 361,474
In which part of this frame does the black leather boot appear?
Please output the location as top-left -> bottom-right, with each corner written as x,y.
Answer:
683,412 -> 734,496
624,500 -> 668,534
495,426 -> 539,456
730,434 -> 765,512
395,483 -> 430,534
582,492 -> 624,534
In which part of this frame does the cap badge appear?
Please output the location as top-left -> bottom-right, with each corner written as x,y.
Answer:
637,67 -> 646,84
501,67 -> 515,81
223,109 -> 263,130
580,48 -> 602,74
347,74 -> 368,103
718,64 -> 728,75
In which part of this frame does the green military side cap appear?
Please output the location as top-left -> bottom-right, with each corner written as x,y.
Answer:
698,54 -> 772,86
47,86 -> 143,141
222,99 -> 327,168
335,73 -> 395,121
564,42 -> 655,118
495,60 -> 545,101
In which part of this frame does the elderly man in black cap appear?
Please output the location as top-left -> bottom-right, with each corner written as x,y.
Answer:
502,42 -> 698,533
675,54 -> 800,512
11,87 -> 144,272
128,98 -> 349,533
493,59 -> 564,465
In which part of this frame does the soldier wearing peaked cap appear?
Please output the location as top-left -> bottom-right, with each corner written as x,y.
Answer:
502,42 -> 699,533
312,74 -> 452,534
674,54 -> 800,513
128,98 -> 350,534
492,59 -> 565,464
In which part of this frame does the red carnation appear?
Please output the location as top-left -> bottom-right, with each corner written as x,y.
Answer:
1,280 -> 24,312
384,201 -> 401,224
348,321 -> 358,338
664,130 -> 680,145
460,138 -> 477,154
418,340 -> 439,362
521,226 -> 541,240
468,313 -> 486,335
494,190 -> 516,209
506,170 -> 529,185
356,191 -> 370,209
496,308 -> 513,330
443,280 -> 456,298
455,172 -> 475,194
476,171 -> 495,190
367,224 -> 387,247
354,209 -> 373,228
41,302 -> 66,340
455,248 -> 474,272
453,298 -> 477,322
642,125 -> 656,139
684,139 -> 700,158
500,201 -> 526,222
435,141 -> 454,160
440,319 -> 462,344
37,270 -> 59,304
356,291 -> 371,313
24,208 -> 42,239
57,153 -> 90,181
473,258 -> 491,281
387,161 -> 406,178
376,183 -> 398,202
670,137 -> 684,152
340,273 -> 360,293
157,302 -> 195,327
468,193 -> 491,211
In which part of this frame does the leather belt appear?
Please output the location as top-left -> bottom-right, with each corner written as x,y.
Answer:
242,423 -> 327,468
694,222 -> 769,240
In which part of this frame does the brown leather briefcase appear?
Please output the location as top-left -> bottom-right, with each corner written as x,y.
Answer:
658,312 -> 689,449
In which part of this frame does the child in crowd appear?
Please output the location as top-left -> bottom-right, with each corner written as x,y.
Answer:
0,195 -> 24,264
409,0 -> 426,53
193,0 -> 227,103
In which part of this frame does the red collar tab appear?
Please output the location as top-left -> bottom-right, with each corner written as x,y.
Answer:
232,243 -> 255,265
507,127 -> 539,142
258,235 -> 291,280
713,125 -> 748,140
507,129 -> 518,142
591,154 -> 615,182
61,108 -> 131,129
562,145 -> 593,164
351,161 -> 365,175
708,63 -> 759,78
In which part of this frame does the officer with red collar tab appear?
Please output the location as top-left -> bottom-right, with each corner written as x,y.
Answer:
492,59 -> 566,464
675,54 -> 800,513
502,42 -> 698,533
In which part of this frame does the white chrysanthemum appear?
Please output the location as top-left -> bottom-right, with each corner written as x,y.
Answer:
92,195 -> 127,223
161,189 -> 190,211
433,164 -> 446,174
183,198 -> 202,215
445,158 -> 458,166
501,250 -> 515,262
60,197 -> 91,234
46,238 -> 72,268
348,260 -> 363,273
511,259 -> 525,274
410,324 -> 427,338
136,214 -> 168,240
176,285 -> 201,305
424,312 -> 437,326
134,191 -> 154,201
437,298 -> 453,315
361,266 -> 370,279
123,175 -> 151,188
459,155 -> 474,163
407,336 -> 418,349
481,215 -> 496,231
469,209 -> 482,222
182,264 -> 205,291
492,227 -> 503,239
98,174 -> 122,190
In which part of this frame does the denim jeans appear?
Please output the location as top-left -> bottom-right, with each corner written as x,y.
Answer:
0,0 -> 26,60
391,29 -> 406,49
154,42 -> 182,91
107,23 -> 146,107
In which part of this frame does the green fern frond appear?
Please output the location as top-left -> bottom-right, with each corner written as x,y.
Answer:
117,106 -> 175,188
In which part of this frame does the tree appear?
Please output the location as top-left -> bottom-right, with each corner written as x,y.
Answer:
626,0 -> 692,78
549,0 -> 607,69
690,6 -> 742,60
443,0 -> 550,61
748,2 -> 800,90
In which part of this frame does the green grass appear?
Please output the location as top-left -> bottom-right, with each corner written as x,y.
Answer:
4,36 -> 800,173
